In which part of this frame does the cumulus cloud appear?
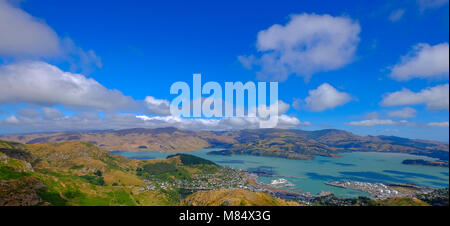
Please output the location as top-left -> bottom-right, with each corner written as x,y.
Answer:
255,100 -> 290,116
0,111 -> 301,132
380,84 -> 449,110
0,61 -> 136,111
348,118 -> 449,128
427,121 -> 449,128
0,0 -> 101,73
347,119 -> 410,127
137,114 -> 300,130
1,112 -> 125,132
239,13 -> 361,81
387,107 -> 417,118
302,83 -> 352,111
276,100 -> 290,115
0,0 -> 60,57
1,101 -> 300,133
144,96 -> 171,116
4,115 -> 19,124
389,9 -> 405,22
417,0 -> 449,10
0,111 -> 143,132
389,43 -> 449,81
138,99 -> 296,130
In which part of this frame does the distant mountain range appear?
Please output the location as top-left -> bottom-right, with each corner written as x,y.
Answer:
0,127 -> 448,161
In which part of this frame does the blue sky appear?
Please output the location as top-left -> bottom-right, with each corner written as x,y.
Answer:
0,0 -> 449,142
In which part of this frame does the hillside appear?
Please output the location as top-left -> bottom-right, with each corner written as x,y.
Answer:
0,128 -> 211,153
2,140 -> 290,206
374,197 -> 430,206
209,129 -> 449,160
1,140 -> 170,206
0,128 -> 448,161
179,189 -> 300,206
0,140 -> 204,205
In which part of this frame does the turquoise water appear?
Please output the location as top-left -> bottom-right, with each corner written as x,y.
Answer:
110,149 -> 449,198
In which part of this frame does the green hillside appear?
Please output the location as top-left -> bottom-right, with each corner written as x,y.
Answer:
0,140 -> 266,206
0,140 -> 222,205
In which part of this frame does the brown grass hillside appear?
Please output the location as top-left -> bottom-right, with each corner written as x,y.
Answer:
179,189 -> 300,206
375,197 -> 430,206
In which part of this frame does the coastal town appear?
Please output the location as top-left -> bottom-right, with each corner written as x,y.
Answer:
135,166 -> 348,204
136,165 -> 444,206
139,167 -> 251,192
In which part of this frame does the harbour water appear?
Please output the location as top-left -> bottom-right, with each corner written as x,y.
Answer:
110,149 -> 449,198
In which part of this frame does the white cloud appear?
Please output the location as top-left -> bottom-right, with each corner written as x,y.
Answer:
303,83 -> 352,111
0,0 -> 60,57
427,121 -> 449,128
387,107 -> 417,118
0,61 -> 136,111
389,43 -> 449,80
0,0 -> 101,73
0,111 -> 300,132
4,115 -> 19,124
0,102 -> 301,132
348,118 -> 449,128
255,100 -> 290,116
417,0 -> 449,10
144,96 -> 171,116
137,99 -> 297,130
389,9 -> 405,22
239,13 -> 361,81
381,84 -> 449,110
347,119 -> 410,127
137,114 -> 300,130
0,111 -> 147,132
277,100 -> 290,115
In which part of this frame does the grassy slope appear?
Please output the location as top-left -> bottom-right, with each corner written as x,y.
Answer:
179,189 -> 300,206
1,140 -> 288,206
1,140 -> 175,205
375,197 -> 430,206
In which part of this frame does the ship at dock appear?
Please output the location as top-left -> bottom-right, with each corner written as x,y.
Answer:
270,178 -> 295,187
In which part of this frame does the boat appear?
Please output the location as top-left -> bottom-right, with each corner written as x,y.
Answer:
270,178 -> 288,185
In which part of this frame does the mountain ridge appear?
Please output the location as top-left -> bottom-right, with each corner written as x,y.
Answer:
0,127 -> 448,161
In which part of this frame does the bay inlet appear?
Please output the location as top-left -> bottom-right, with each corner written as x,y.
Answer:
110,149 -> 449,198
